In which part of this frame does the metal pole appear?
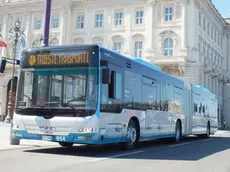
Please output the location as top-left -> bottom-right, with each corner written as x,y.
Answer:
43,0 -> 52,46
4,35 -> 20,145
4,38 -> 17,124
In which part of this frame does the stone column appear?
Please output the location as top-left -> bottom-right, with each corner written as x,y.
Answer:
181,0 -> 188,49
25,12 -> 32,48
145,1 -> 155,59
60,7 -> 69,45
123,5 -> 132,56
103,7 -> 112,47
2,13 -> 9,41
146,1 -> 154,50
66,7 -> 72,44
85,7 -> 93,44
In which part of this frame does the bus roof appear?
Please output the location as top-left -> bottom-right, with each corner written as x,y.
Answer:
99,45 -> 184,85
193,85 -> 212,93
126,56 -> 162,72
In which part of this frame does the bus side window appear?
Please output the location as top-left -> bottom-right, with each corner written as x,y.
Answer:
108,71 -> 122,100
101,69 -> 122,113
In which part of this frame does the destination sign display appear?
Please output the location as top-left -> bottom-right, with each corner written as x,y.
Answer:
28,51 -> 90,66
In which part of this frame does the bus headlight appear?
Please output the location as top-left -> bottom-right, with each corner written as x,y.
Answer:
78,128 -> 94,133
13,124 -> 19,129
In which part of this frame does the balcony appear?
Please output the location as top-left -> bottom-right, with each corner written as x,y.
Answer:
151,56 -> 186,65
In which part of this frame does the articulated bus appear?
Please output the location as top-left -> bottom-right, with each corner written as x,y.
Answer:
12,45 -> 218,149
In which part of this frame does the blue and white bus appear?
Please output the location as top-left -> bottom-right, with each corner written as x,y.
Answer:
12,45 -> 218,149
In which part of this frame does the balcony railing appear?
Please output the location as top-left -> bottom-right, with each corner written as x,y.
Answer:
152,56 -> 186,64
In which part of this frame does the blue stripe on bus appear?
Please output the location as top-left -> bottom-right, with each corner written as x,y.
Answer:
192,125 -> 218,129
12,127 -> 218,145
11,129 -> 126,145
140,133 -> 175,141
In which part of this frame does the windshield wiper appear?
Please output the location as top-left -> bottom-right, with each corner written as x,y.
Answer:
16,107 -> 41,113
61,103 -> 83,117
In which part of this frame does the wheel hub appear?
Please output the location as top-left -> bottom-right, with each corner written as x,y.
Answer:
127,126 -> 137,145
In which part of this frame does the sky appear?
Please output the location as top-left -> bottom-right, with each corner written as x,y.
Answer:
211,0 -> 230,18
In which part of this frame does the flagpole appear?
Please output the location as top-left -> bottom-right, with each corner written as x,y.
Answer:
43,0 -> 52,46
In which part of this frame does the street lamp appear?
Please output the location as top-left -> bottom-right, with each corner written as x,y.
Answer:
4,18 -> 25,145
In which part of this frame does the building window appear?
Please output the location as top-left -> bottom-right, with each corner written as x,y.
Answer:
211,26 -> 213,39
135,10 -> 143,24
164,38 -> 173,56
215,30 -> 217,42
51,16 -> 59,28
50,38 -> 59,45
199,12 -> 201,26
76,15 -> 84,29
74,38 -> 84,45
115,12 -> 123,25
134,41 -> 143,58
203,16 -> 206,31
95,14 -> 103,27
92,37 -> 103,45
165,7 -> 173,21
203,45 -> 206,56
221,36 -> 223,48
218,34 -> 220,46
114,42 -> 121,53
34,17 -> 41,30
207,22 -> 210,35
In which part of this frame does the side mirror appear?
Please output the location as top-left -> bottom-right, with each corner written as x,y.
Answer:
102,68 -> 111,84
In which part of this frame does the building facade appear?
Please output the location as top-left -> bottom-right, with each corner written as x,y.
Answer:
0,0 -> 229,127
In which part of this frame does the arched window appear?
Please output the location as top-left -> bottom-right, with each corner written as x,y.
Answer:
74,38 -> 84,45
112,35 -> 124,54
132,34 -> 144,58
163,38 -> 173,56
92,37 -> 103,45
50,38 -> 59,45
134,41 -> 143,58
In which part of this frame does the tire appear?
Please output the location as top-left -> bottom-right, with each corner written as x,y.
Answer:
174,121 -> 182,143
59,142 -> 74,148
120,119 -> 138,150
197,123 -> 210,138
205,123 -> 210,138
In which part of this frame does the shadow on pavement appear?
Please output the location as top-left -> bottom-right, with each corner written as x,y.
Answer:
23,135 -> 230,161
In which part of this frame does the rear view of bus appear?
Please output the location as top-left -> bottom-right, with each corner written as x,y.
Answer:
12,45 -> 100,147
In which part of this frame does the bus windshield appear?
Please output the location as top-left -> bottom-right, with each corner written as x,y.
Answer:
15,67 -> 98,117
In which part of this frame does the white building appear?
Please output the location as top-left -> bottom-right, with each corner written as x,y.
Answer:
0,0 -> 229,127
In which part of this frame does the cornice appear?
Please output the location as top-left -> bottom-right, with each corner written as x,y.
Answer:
71,0 -> 105,4
197,0 -> 227,28
0,0 -> 44,8
0,0 -> 104,9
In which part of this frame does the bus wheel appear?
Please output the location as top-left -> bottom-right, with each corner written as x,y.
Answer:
59,142 -> 74,148
121,119 -> 138,150
174,121 -> 181,143
205,123 -> 210,138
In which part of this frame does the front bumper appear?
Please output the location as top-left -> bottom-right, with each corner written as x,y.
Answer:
12,129 -> 101,144
11,129 -> 126,145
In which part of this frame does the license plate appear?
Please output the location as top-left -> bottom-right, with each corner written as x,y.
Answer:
42,135 -> 53,141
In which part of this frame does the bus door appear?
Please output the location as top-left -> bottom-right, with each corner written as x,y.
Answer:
100,64 -> 124,137
106,64 -> 123,111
